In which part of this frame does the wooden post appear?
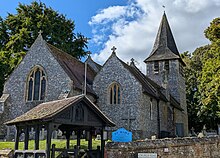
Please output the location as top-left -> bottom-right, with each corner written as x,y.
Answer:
24,126 -> 29,150
46,124 -> 52,158
88,131 -> 92,150
51,144 -> 56,158
66,130 -> 71,149
101,128 -> 105,158
35,125 -> 40,150
14,126 -> 20,150
77,130 -> 81,147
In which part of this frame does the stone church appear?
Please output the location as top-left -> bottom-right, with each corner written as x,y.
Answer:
0,13 -> 188,139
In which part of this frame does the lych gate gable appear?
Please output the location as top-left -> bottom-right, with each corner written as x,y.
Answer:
55,101 -> 101,126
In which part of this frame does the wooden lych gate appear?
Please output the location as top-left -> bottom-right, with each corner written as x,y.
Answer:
5,95 -> 115,158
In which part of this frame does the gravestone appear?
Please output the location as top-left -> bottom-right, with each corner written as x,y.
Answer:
112,128 -> 132,142
0,149 -> 14,158
138,153 -> 157,158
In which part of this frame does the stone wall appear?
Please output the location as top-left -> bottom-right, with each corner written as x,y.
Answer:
93,53 -> 144,139
93,53 -> 162,139
146,59 -> 188,136
0,35 -> 72,137
105,136 -> 220,158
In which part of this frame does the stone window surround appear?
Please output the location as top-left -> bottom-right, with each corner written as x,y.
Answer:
108,82 -> 121,105
26,65 -> 47,102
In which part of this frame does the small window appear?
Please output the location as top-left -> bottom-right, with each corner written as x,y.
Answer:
26,66 -> 47,101
164,60 -> 169,71
154,61 -> 159,73
109,83 -> 121,104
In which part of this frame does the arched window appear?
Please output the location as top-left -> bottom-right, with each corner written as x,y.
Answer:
109,82 -> 121,104
26,66 -> 47,101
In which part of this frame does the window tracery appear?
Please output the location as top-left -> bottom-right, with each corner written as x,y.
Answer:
109,82 -> 121,104
26,66 -> 47,101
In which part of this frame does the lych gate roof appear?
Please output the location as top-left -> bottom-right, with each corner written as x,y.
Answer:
144,12 -> 181,62
5,95 -> 115,126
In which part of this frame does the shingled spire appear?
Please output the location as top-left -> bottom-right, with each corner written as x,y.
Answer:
144,12 -> 181,62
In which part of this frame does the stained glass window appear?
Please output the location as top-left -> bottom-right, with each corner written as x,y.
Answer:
27,66 -> 47,101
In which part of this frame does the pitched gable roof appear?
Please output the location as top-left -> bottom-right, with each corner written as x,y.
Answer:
108,52 -> 167,101
145,12 -> 182,62
5,95 -> 115,126
122,60 -> 167,101
85,55 -> 102,73
46,42 -> 97,97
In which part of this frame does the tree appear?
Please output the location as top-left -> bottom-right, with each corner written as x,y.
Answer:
198,19 -> 220,128
184,17 -> 220,130
0,2 -> 89,96
182,46 -> 210,131
4,2 -> 88,60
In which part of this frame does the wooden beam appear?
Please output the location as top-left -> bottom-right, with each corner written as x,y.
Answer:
14,126 -> 20,150
35,125 -> 40,150
88,130 -> 92,150
77,130 -> 81,147
46,123 -> 52,158
24,126 -> 29,150
101,127 -> 105,158
66,130 -> 71,149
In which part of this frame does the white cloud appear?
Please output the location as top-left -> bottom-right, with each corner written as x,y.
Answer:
89,0 -> 220,73
89,6 -> 126,25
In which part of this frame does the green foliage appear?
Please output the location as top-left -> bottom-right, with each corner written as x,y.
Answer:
205,17 -> 220,42
0,51 -> 11,96
4,1 -> 88,59
0,1 -> 89,96
185,17 -> 220,130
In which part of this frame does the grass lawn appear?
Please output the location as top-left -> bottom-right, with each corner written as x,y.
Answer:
0,139 -> 101,150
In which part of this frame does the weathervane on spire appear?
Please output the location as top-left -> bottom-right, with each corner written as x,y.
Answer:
162,5 -> 166,12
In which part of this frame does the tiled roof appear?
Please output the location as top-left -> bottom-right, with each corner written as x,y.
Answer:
145,13 -> 183,63
85,55 -> 102,73
5,95 -> 115,126
46,43 -> 97,97
118,57 -> 167,101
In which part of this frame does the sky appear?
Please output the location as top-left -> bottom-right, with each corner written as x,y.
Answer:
0,0 -> 219,72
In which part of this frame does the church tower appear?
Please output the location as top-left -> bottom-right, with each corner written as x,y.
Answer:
144,12 -> 188,136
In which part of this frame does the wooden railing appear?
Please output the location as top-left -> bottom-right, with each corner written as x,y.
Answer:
51,144 -> 101,158
14,150 -> 46,158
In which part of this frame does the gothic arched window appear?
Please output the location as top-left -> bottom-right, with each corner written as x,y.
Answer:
26,66 -> 47,101
109,82 -> 121,104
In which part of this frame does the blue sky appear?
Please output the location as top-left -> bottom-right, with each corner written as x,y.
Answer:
0,0 -> 219,72
0,0 -> 127,55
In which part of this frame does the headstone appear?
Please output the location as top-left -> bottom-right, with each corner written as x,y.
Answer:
138,153 -> 157,158
0,149 -> 14,158
112,128 -> 132,142
96,134 -> 101,140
